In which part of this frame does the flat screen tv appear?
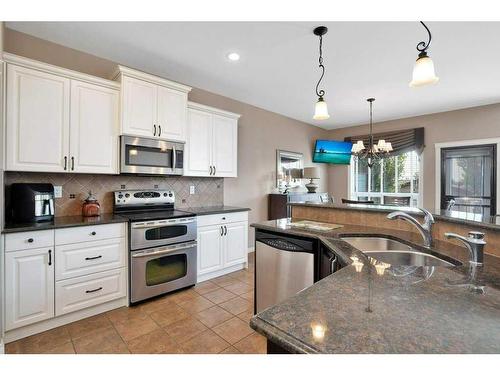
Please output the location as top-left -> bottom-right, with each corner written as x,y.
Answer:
313,140 -> 352,164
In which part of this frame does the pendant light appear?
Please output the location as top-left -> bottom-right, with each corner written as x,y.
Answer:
313,26 -> 330,120
351,98 -> 392,168
409,21 -> 439,88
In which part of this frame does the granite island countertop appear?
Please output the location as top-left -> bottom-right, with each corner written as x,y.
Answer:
250,219 -> 500,354
289,201 -> 500,232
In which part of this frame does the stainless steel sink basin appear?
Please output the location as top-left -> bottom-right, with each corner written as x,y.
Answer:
341,236 -> 460,267
341,236 -> 412,252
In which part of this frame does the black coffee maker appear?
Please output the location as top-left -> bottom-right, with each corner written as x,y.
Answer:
9,183 -> 55,223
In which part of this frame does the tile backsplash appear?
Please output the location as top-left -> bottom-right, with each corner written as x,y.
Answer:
5,172 -> 224,217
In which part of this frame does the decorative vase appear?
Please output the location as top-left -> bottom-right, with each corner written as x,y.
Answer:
82,191 -> 101,217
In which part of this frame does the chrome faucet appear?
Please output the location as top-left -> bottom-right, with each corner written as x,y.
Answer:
387,208 -> 435,248
444,231 -> 486,265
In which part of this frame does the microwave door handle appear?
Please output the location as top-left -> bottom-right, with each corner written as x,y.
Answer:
172,146 -> 177,170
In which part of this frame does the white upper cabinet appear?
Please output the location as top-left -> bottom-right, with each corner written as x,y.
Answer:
186,108 -> 212,177
212,114 -> 238,177
114,66 -> 191,142
70,80 -> 119,174
6,64 -> 70,172
185,102 -> 240,178
120,76 -> 157,138
4,54 -> 120,174
156,85 -> 187,141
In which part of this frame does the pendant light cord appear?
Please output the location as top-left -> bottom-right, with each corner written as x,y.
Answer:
416,21 -> 432,53
315,34 -> 325,98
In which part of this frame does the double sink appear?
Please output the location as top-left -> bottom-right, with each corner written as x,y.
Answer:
341,236 -> 461,267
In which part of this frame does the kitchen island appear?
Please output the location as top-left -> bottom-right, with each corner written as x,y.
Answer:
250,209 -> 500,353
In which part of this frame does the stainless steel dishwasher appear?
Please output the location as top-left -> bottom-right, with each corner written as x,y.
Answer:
255,231 -> 316,313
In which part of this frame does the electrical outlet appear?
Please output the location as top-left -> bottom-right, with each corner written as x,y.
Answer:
54,186 -> 62,198
190,185 -> 196,195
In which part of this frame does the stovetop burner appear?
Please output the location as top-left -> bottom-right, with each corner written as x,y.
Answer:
113,189 -> 195,222
116,209 -> 195,222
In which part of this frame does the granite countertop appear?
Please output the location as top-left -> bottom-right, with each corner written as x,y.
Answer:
250,219 -> 500,354
186,206 -> 250,216
289,202 -> 500,232
2,213 -> 129,234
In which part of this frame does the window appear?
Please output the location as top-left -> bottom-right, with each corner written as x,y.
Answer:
351,151 -> 420,206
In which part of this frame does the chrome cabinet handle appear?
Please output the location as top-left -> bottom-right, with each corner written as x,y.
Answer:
153,124 -> 157,136
85,255 -> 102,261
86,287 -> 103,294
158,125 -> 162,137
71,156 -> 75,171
64,156 -> 67,170
48,250 -> 52,266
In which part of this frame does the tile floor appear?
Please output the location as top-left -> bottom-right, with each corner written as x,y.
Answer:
6,253 -> 266,354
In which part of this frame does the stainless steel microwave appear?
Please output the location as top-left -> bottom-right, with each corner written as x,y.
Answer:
120,136 -> 184,175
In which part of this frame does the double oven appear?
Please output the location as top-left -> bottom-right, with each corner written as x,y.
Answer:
114,190 -> 197,304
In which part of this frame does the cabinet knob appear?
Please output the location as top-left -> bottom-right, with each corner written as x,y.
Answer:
91,231 -> 96,236
27,238 -> 34,243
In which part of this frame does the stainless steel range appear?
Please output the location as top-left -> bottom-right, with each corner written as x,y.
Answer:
114,189 -> 197,304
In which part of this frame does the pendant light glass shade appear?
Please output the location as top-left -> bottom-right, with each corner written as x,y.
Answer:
409,54 -> 439,88
313,97 -> 330,120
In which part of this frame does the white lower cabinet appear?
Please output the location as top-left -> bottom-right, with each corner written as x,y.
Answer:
55,268 -> 126,316
197,212 -> 248,281
5,247 -> 55,330
3,223 -> 127,338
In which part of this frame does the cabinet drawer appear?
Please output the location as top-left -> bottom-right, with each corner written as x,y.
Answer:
55,238 -> 126,281
55,268 -> 126,316
197,211 -> 248,227
5,229 -> 55,252
55,223 -> 125,245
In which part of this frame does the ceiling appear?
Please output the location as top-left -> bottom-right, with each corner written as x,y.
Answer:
6,21 -> 500,129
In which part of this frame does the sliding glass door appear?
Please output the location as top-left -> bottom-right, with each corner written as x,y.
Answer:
441,144 -> 496,216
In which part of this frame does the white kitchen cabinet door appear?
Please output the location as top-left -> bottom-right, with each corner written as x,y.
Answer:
185,108 -> 212,176
5,247 -> 55,330
121,76 -> 157,138
212,114 -> 238,177
223,221 -> 248,267
197,225 -> 223,275
157,86 -> 187,142
6,64 -> 70,172
70,80 -> 119,174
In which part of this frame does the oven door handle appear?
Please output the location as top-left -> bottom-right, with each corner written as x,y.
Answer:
131,242 -> 197,258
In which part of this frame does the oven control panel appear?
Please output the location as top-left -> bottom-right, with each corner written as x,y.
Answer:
114,189 -> 175,207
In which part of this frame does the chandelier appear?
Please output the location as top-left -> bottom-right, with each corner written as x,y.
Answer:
351,98 -> 392,168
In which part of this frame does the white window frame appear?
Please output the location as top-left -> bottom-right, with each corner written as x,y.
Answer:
349,151 -> 422,206
434,137 -> 500,212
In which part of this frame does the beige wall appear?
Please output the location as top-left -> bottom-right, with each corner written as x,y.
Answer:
327,103 -> 500,209
3,28 -> 330,246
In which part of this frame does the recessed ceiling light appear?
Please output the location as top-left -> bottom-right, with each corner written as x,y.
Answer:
227,52 -> 240,61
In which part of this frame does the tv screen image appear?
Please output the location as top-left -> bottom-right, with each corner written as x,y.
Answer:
313,140 -> 352,164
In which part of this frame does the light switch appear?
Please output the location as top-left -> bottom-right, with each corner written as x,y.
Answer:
54,186 -> 63,198
190,185 -> 196,195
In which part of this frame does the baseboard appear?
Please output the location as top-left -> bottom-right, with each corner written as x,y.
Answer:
197,263 -> 246,283
248,246 -> 255,253
4,297 -> 127,344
